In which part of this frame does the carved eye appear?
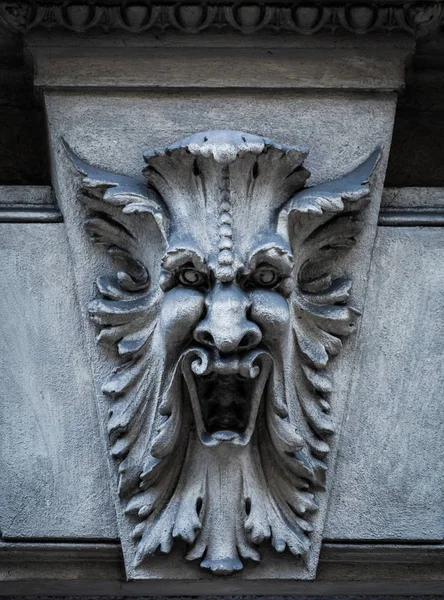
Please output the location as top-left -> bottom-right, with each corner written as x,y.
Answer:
250,265 -> 281,289
177,268 -> 207,288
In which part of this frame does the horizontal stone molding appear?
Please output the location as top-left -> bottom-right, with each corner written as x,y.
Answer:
31,46 -> 408,89
4,206 -> 444,225
0,206 -> 63,222
0,185 -> 54,206
0,1 -> 442,37
379,187 -> 444,224
0,186 -> 60,222
382,186 -> 444,208
1,541 -> 444,594
2,539 -> 443,565
321,542 -> 444,564
378,208 -> 444,225
2,186 -> 443,226
0,541 -> 122,563
1,186 -> 442,225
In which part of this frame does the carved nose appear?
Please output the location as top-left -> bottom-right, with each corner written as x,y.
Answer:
193,285 -> 262,354
194,324 -> 262,353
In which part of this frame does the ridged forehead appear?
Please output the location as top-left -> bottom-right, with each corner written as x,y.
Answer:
143,130 -> 308,166
142,131 -> 310,270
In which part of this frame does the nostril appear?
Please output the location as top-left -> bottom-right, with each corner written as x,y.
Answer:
239,328 -> 262,350
195,330 -> 215,348
202,332 -> 215,347
239,333 -> 252,349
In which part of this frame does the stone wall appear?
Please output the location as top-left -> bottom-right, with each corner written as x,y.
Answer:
0,2 -> 443,594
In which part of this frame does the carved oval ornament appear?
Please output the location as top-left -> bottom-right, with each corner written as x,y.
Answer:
0,1 -> 442,36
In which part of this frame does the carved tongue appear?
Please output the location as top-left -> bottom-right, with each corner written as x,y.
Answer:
186,443 -> 247,574
183,347 -> 272,446
212,430 -> 238,442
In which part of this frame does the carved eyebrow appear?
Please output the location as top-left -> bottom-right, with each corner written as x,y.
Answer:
248,245 -> 294,276
161,246 -> 207,272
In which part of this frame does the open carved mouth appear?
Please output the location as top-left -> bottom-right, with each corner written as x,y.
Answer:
182,348 -> 272,446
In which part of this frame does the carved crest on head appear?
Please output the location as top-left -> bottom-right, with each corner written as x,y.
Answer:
65,130 -> 380,576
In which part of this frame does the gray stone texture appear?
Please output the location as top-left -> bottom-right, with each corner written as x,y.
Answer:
0,186 -> 54,206
0,14 -> 443,190
382,187 -> 444,209
325,226 -> 444,541
62,128 -> 382,579
1,218 -> 442,547
2,1 -> 443,36
0,223 -> 117,539
0,15 -> 442,590
44,86 -> 394,582
30,46 -> 408,91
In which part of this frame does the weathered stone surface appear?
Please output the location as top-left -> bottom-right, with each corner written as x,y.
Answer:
379,187 -> 444,225
44,90 -> 396,185
0,0 -> 442,591
1,214 -> 442,550
382,187 -> 444,208
63,128 -> 381,579
0,223 -> 118,539
2,1 -> 442,37
0,185 -> 54,205
31,46 -> 408,91
325,226 -> 444,541
44,88 -> 394,581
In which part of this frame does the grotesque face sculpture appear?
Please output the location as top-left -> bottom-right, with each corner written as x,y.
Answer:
66,131 -> 379,575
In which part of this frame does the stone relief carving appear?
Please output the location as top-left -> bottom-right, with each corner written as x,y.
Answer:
65,130 -> 379,576
1,1 -> 442,36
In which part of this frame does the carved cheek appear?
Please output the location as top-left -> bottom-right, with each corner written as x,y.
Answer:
250,290 -> 291,343
159,287 -> 205,345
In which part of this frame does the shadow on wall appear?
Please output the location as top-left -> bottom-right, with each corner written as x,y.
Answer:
0,27 -> 50,185
385,46 -> 444,187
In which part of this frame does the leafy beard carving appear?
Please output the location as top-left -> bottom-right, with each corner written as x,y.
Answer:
64,131 -> 380,575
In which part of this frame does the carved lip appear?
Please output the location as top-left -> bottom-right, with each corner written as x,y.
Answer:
182,348 -> 271,447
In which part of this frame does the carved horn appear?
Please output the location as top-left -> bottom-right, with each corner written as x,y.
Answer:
62,138 -> 169,239
278,148 -> 381,231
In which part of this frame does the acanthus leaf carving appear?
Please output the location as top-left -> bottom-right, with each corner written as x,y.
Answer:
65,130 -> 380,576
